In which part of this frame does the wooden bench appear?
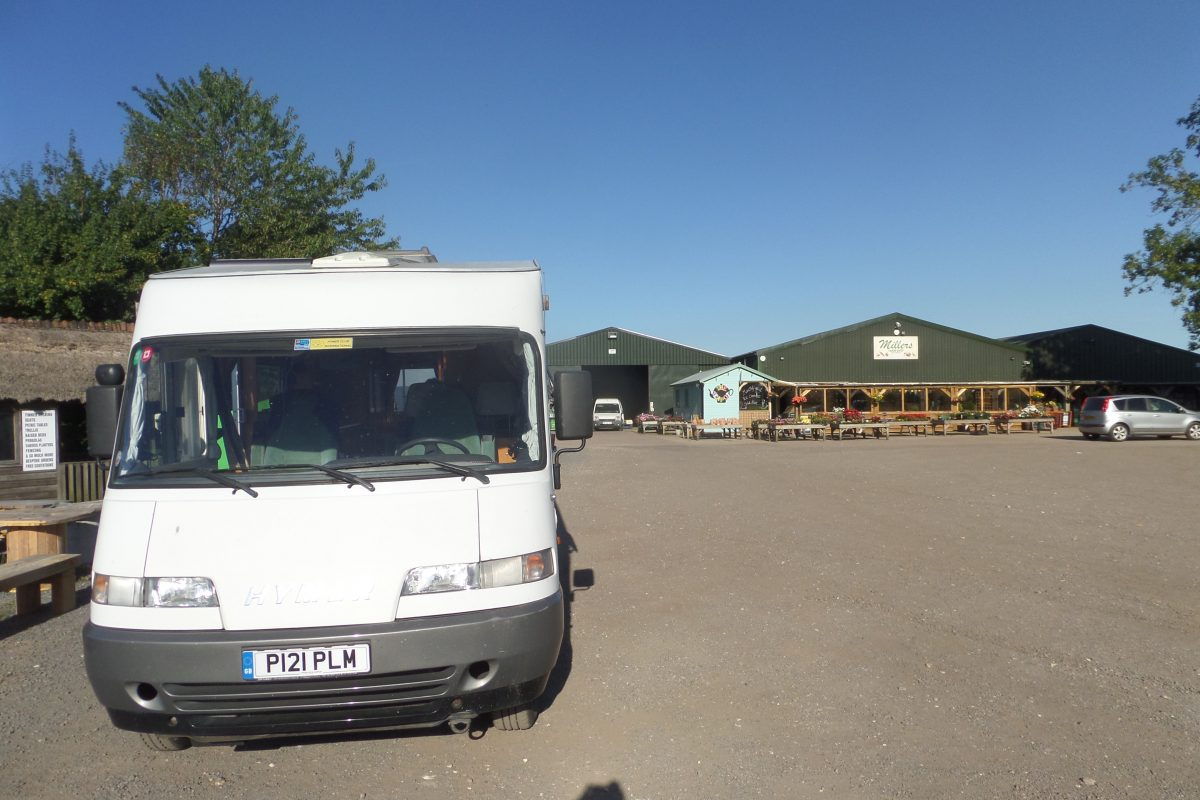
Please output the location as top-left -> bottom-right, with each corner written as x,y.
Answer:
0,554 -> 81,616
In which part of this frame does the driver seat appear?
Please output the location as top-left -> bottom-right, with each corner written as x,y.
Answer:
404,381 -> 481,456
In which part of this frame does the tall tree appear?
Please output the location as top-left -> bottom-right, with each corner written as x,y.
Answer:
120,66 -> 396,262
1122,95 -> 1200,349
0,139 -> 196,321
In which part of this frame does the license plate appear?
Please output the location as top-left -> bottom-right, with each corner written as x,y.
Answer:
242,643 -> 371,681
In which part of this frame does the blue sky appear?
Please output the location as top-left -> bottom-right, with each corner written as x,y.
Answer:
2,1 -> 1198,355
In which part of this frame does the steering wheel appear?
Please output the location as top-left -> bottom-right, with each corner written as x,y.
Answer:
395,437 -> 471,456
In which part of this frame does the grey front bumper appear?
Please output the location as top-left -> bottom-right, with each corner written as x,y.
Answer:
83,591 -> 563,740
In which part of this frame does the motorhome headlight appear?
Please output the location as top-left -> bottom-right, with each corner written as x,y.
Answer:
145,577 -> 218,608
402,549 -> 554,595
91,574 -> 217,607
402,562 -> 478,595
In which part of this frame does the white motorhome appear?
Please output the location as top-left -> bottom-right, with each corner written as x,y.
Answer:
82,252 -> 593,750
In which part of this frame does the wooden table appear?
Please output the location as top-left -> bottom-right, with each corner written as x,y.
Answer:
659,421 -> 687,436
891,420 -> 933,436
766,423 -> 830,441
831,422 -> 891,440
936,419 -> 992,435
0,500 -> 102,561
687,424 -> 744,440
996,417 -> 1056,434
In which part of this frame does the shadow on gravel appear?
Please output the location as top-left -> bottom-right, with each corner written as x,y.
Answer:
539,502 -> 591,714
0,581 -> 91,642
576,781 -> 625,799
1042,434 -> 1191,444
231,724 -> 455,752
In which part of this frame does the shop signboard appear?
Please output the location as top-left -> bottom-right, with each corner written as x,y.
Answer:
873,336 -> 918,360
21,409 -> 58,471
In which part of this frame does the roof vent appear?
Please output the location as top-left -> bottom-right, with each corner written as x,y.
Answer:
312,248 -> 439,268
312,252 -> 395,268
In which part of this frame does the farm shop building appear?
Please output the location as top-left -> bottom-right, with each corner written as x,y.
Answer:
547,327 -> 727,419
733,313 -> 1069,416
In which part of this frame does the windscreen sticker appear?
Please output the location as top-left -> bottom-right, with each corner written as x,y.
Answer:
294,337 -> 353,351
140,347 -> 154,362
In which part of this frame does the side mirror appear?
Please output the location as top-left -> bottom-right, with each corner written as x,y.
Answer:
553,371 -> 594,441
86,363 -> 125,459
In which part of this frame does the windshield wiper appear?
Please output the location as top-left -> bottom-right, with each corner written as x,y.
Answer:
329,457 -> 490,485
145,466 -> 259,498
249,463 -> 375,492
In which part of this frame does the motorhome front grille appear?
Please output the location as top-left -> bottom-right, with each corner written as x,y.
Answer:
161,665 -> 454,713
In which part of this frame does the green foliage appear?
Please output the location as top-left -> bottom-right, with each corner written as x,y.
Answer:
120,66 -> 395,261
0,139 -> 197,320
1122,95 -> 1200,350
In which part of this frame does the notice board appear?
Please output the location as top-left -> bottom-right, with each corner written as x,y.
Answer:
21,409 -> 58,472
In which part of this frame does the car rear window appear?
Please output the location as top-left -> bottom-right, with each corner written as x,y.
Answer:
1116,398 -> 1147,411
1082,397 -> 1108,411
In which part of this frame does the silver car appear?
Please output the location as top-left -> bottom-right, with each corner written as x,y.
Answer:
1078,395 -> 1200,442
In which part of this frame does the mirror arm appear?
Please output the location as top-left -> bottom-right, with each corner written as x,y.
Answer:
553,439 -> 587,464
552,439 -> 587,490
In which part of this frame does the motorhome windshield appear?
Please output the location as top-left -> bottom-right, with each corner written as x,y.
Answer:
111,329 -> 544,486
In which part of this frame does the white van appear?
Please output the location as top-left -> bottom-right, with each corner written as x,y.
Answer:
592,398 -> 624,430
82,252 -> 593,750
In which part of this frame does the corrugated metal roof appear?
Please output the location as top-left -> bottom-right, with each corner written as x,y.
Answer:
739,312 -> 1025,358
671,363 -> 780,386
737,312 -> 1029,383
547,326 -> 727,366
1004,324 -> 1200,383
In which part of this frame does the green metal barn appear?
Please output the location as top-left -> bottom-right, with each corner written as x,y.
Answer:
1005,324 -> 1200,410
547,327 -> 727,419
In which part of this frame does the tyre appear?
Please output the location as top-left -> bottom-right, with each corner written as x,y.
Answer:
1187,422 -> 1200,441
1108,423 -> 1130,442
140,732 -> 191,751
493,704 -> 538,731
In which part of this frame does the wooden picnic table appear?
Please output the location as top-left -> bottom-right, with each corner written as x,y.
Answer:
686,424 -> 744,440
935,419 -> 992,435
891,420 -> 933,436
766,423 -> 830,442
0,500 -> 102,561
658,421 -> 687,436
996,417 -> 1056,434
831,422 -> 891,440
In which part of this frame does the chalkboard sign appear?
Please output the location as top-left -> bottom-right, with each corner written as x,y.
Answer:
740,382 -> 768,410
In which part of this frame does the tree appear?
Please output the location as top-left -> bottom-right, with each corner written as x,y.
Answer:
1122,95 -> 1200,350
0,139 -> 196,321
120,66 -> 396,262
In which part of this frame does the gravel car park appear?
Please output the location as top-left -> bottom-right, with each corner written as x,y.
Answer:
2,431 -> 1198,799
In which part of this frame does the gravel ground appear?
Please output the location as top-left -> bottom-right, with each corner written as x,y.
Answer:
0,429 -> 1197,799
